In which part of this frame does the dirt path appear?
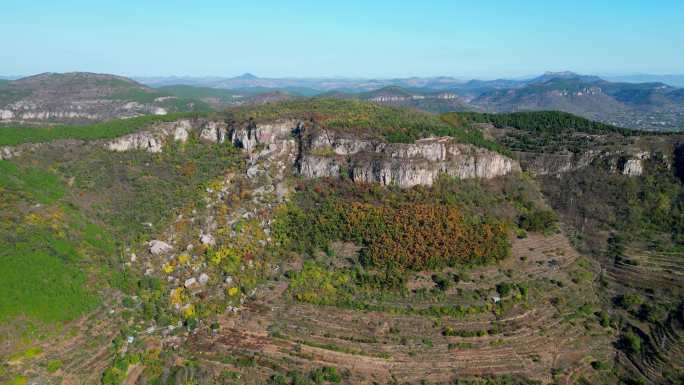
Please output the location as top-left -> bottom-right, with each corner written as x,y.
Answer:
123,364 -> 145,385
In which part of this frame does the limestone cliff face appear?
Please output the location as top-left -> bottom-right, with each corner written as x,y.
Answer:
516,149 -> 656,177
106,120 -> 193,153
228,120 -> 297,152
3,114 -> 665,186
101,119 -> 520,188
298,130 -> 521,188
515,151 -> 599,176
103,118 -> 299,155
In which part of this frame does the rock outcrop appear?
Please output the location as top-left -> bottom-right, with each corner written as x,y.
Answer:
619,151 -> 651,176
298,130 -> 520,188
105,119 -> 230,152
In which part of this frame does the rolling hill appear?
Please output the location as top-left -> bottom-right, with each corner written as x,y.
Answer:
0,72 -> 210,124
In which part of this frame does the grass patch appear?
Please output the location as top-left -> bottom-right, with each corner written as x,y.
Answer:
296,338 -> 390,359
46,359 -> 63,373
0,247 -> 99,322
0,161 -> 112,323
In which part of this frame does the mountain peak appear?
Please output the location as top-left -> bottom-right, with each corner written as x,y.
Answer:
530,71 -> 602,84
234,73 -> 258,80
543,70 -> 578,77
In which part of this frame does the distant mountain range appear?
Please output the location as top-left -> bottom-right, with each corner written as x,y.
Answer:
133,71 -> 684,90
603,74 -> 684,88
1,71 -> 683,130
470,73 -> 684,130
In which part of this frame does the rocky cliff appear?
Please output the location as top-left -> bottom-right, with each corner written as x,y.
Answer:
102,119 -> 521,187
516,148 -> 663,177
0,100 -> 167,123
5,115 -> 675,186
298,129 -> 520,187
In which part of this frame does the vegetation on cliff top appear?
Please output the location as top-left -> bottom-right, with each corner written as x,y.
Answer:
2,100 -> 635,157
0,112 -> 209,146
234,98 -> 509,153
444,110 -> 634,135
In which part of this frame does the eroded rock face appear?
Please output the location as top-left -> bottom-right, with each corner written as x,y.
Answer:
229,120 -> 297,152
516,151 -> 600,176
299,131 -> 520,187
107,131 -> 165,153
101,118 -> 299,160
621,159 -> 643,176
620,152 -> 650,176
173,120 -> 192,143
199,121 -> 228,144
517,149 -> 654,177
0,100 -> 168,123
104,119 -> 228,152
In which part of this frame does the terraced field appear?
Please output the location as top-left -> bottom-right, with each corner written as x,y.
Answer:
607,247 -> 684,295
164,231 -> 615,384
0,292 -> 124,384
600,246 -> 684,383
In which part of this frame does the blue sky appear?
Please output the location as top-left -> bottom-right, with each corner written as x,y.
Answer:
2,0 -> 683,78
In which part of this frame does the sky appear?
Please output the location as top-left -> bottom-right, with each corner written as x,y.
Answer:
2,0 -> 683,79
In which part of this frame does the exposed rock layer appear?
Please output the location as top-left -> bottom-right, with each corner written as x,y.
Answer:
516,149 -> 657,177
299,130 -> 520,187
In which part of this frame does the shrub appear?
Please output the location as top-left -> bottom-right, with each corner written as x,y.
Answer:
310,367 -> 341,384
47,359 -> 63,373
614,294 -> 644,310
621,330 -> 642,354
432,274 -> 452,291
496,283 -> 513,297
518,209 -> 557,233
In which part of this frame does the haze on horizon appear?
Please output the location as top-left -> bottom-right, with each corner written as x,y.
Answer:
2,0 -> 683,79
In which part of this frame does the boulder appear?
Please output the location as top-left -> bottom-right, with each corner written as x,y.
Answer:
200,233 -> 215,246
149,240 -> 173,255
